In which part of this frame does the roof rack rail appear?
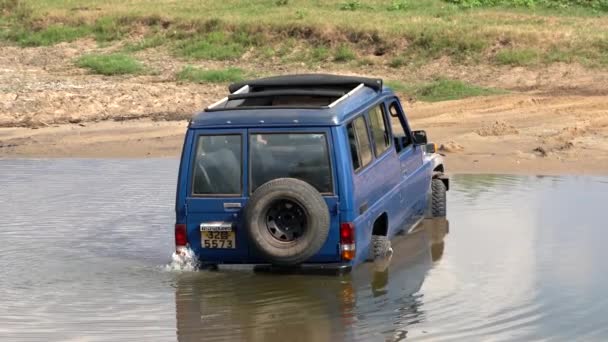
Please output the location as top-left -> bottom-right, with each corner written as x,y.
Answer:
205,74 -> 381,112
228,74 -> 382,93
227,89 -> 345,101
328,83 -> 364,108
206,85 -> 249,110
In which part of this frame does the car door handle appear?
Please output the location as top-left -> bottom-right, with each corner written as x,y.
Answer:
223,202 -> 242,211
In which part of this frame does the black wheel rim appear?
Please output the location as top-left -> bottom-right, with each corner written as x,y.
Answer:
265,199 -> 307,242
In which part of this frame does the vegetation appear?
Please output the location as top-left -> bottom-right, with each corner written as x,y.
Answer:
494,48 -> 540,66
76,54 -> 144,75
445,0 -> 608,11
333,45 -> 356,62
176,66 -> 245,83
122,35 -> 166,52
1,0 -> 607,68
175,32 -> 252,60
386,78 -> 505,102
1,0 -> 608,99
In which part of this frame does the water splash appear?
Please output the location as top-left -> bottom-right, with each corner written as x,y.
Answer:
166,247 -> 199,271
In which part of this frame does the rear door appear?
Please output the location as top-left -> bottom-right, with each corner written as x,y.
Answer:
185,129 -> 249,263
248,128 -> 341,263
386,99 -> 426,229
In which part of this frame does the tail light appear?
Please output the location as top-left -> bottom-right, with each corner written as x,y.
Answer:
175,224 -> 188,248
340,222 -> 356,261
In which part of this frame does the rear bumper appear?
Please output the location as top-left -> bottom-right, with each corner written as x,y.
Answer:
253,263 -> 352,275
199,261 -> 352,275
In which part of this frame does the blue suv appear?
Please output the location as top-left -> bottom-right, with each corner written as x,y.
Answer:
174,74 -> 448,273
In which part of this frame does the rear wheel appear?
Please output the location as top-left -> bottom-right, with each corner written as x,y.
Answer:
431,178 -> 447,217
245,178 -> 330,265
371,235 -> 392,260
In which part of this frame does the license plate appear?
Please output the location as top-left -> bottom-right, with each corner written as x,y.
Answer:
200,222 -> 235,249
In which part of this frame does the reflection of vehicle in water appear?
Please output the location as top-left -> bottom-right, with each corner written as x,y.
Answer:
175,218 -> 448,342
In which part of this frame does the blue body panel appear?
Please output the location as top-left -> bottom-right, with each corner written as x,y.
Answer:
175,86 -> 434,270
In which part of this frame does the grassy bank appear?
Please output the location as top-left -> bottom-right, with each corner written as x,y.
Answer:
1,0 -> 607,67
1,0 -> 607,102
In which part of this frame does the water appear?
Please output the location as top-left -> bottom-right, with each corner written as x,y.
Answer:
1,159 -> 608,341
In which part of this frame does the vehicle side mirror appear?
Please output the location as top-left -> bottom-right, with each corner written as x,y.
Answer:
412,130 -> 428,145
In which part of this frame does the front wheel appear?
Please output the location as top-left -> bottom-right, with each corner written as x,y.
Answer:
431,178 -> 447,217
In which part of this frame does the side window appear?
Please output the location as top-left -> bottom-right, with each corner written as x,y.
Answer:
368,105 -> 391,156
346,123 -> 360,170
388,101 -> 413,149
346,116 -> 373,171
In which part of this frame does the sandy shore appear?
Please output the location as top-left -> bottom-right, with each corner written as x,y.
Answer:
2,92 -> 608,175
1,42 -> 608,175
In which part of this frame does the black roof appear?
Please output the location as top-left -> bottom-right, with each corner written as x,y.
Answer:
228,74 -> 383,93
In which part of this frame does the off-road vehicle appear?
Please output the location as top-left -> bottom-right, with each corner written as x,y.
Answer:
174,74 -> 448,273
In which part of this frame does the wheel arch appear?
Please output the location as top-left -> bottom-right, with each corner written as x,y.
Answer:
372,212 -> 389,236
432,164 -> 449,191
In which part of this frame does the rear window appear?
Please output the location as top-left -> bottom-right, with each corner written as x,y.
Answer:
192,135 -> 242,195
250,133 -> 332,193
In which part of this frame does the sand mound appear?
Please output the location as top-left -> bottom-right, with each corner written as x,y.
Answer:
439,141 -> 464,153
476,120 -> 519,137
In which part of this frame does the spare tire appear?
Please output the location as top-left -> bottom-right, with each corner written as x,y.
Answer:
245,178 -> 330,265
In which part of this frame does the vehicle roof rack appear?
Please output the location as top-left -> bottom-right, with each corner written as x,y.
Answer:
226,89 -> 346,101
205,74 -> 382,112
228,74 -> 383,93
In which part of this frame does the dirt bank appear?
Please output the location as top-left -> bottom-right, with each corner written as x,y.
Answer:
1,42 -> 608,175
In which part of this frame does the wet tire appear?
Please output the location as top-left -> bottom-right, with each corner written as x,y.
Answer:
371,235 -> 392,260
245,178 -> 330,265
431,178 -> 447,217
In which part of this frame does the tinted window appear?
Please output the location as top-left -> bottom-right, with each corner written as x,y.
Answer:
369,105 -> 391,156
347,123 -> 360,170
192,135 -> 242,195
250,133 -> 332,193
354,117 -> 373,167
347,116 -> 373,171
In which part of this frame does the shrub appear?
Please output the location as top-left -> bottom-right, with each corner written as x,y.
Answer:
340,0 -> 362,11
310,46 -> 330,61
388,0 -> 410,11
334,44 -> 356,62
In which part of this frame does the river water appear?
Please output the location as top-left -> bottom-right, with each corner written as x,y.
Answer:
1,159 -> 607,341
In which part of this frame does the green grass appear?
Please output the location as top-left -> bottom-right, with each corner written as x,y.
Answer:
176,32 -> 250,60
7,24 -> 89,46
176,66 -> 245,83
389,56 -> 406,68
386,78 -> 505,102
333,44 -> 355,62
122,35 -> 166,52
310,46 -> 330,62
76,53 -> 144,75
494,48 -> 540,66
2,0 -> 608,69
